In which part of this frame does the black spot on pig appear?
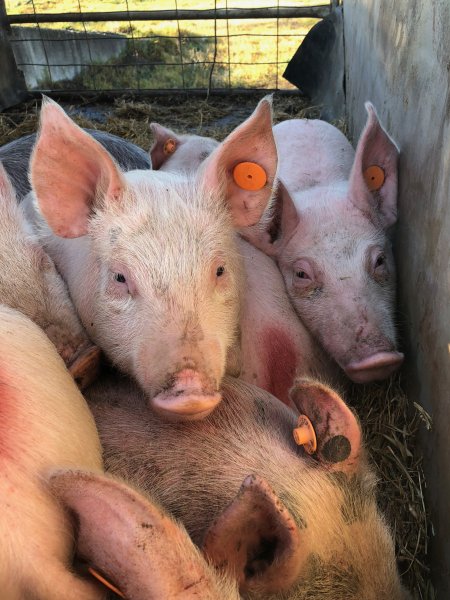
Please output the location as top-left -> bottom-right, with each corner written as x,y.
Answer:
321,435 -> 351,463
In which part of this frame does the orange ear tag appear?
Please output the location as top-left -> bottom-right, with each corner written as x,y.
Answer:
233,161 -> 267,191
88,566 -> 125,598
163,138 -> 177,155
363,165 -> 385,191
293,414 -> 317,455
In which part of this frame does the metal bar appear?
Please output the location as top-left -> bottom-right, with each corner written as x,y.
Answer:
5,6 -> 330,25
28,88 -> 303,99
16,60 -> 290,67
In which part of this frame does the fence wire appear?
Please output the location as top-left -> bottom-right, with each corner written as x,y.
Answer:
3,1 -> 334,95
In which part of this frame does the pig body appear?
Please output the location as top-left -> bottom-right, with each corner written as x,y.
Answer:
22,97 -> 278,420
0,304 -> 239,600
88,373 -> 409,600
0,128 -> 150,200
0,162 -> 98,387
248,105 -> 404,382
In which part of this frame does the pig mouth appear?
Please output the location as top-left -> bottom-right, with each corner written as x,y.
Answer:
150,369 -> 221,421
343,351 -> 404,383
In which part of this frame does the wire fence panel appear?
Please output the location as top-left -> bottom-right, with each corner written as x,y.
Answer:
3,0 -> 334,94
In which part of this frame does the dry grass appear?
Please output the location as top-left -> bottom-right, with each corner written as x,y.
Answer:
0,93 -> 434,598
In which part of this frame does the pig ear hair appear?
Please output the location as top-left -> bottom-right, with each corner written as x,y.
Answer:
242,180 -> 299,256
203,474 -> 304,595
199,95 -> 278,227
289,378 -> 362,474
349,102 -> 399,228
49,469 -> 223,599
30,97 -> 125,239
149,122 -> 181,170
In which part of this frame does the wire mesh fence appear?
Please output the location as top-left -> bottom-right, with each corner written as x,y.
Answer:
2,0 -> 334,95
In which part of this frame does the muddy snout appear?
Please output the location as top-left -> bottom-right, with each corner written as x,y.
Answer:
150,369 -> 221,421
344,351 -> 404,383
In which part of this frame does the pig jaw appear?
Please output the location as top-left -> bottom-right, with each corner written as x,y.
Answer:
151,369 -> 221,421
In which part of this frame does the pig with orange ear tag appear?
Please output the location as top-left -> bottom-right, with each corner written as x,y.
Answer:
89,373 -> 411,600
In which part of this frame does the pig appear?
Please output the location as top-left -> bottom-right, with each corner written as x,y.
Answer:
245,103 -> 404,383
0,128 -> 150,200
149,122 -> 219,172
0,161 -> 98,388
88,372 -> 410,600
23,96 -> 277,421
0,303 -> 239,600
149,125 -> 338,400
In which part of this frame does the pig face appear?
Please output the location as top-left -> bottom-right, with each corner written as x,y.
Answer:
89,375 -> 410,600
247,104 -> 404,382
150,122 -> 219,172
30,97 -> 277,420
0,163 -> 99,388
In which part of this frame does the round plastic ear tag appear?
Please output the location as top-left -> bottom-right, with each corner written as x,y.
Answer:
293,415 -> 317,455
233,161 -> 267,191
88,567 -> 125,598
363,165 -> 385,191
163,138 -> 177,155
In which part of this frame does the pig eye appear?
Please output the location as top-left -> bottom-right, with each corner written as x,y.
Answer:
216,265 -> 225,277
295,270 -> 310,280
374,254 -> 385,269
114,273 -> 126,283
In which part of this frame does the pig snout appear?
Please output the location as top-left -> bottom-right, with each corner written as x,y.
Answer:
344,350 -> 404,383
150,368 -> 221,421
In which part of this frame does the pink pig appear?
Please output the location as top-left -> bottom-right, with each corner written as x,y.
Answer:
25,96 -> 278,421
0,304 -> 239,600
247,103 -> 404,383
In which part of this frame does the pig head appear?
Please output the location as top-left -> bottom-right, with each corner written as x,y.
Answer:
246,103 -> 404,383
28,96 -> 277,420
89,374 -> 410,600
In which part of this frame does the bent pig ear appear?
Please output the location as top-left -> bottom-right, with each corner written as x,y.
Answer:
243,180 -> 299,256
349,102 -> 399,228
199,96 -> 278,227
203,474 -> 304,594
289,378 -> 362,474
149,122 -> 181,170
49,469 -> 224,600
30,97 -> 125,239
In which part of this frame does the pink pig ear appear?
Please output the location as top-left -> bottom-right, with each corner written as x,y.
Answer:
30,97 -> 125,239
348,102 -> 399,228
203,474 -> 304,594
149,122 -> 181,170
49,469 -> 224,600
242,180 -> 299,256
199,96 -> 278,227
289,378 -> 362,474
0,161 -> 16,202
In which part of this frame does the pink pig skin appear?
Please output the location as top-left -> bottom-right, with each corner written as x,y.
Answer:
248,103 -> 404,383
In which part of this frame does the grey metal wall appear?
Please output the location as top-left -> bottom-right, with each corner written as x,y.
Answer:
344,0 -> 450,595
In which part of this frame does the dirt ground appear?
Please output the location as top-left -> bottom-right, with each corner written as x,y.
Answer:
0,92 -> 433,599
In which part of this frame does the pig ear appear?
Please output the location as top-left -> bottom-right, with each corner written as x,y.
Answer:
0,161 -> 16,202
242,180 -> 299,256
348,102 -> 399,228
203,474 -> 304,594
149,122 -> 181,170
49,469 -> 221,600
289,378 -> 362,474
199,96 -> 278,227
30,97 -> 125,239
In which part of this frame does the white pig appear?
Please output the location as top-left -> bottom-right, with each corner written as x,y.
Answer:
246,103 -> 404,383
88,373 -> 411,600
0,304 -> 239,600
25,96 -> 278,421
0,161 -> 99,387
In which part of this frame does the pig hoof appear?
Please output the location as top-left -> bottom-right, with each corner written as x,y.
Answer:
344,351 -> 404,383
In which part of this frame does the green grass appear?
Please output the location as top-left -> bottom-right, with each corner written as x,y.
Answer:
6,0 -> 329,90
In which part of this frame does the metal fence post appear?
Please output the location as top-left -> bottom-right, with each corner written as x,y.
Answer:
0,0 -> 27,111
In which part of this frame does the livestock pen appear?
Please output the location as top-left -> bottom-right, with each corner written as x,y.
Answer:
0,0 -> 448,598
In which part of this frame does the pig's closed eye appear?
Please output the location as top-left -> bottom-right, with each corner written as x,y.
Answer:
114,273 -> 126,283
216,265 -> 225,277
